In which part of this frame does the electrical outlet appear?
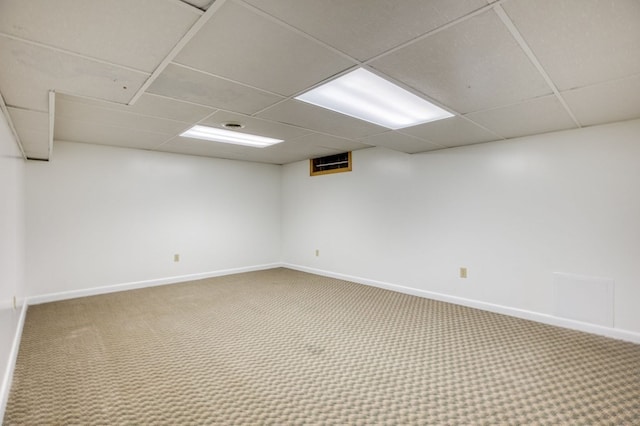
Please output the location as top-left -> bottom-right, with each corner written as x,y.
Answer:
460,267 -> 468,279
174,254 -> 180,262
315,249 -> 319,257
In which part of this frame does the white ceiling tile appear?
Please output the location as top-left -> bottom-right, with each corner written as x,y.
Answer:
7,107 -> 49,158
174,2 -> 355,96
156,135 -> 259,159
147,64 -> 283,114
55,93 -> 215,123
465,95 -> 578,139
359,131 -> 444,154
370,9 -> 552,113
55,98 -> 192,136
0,37 -> 148,111
55,118 -> 170,150
401,116 -> 501,147
258,150 -> 340,165
256,100 -> 387,139
156,135 -> 339,164
288,133 -> 371,152
161,132 -> 363,165
2,0 -> 637,163
0,0 -> 200,73
243,0 -> 488,61
179,0 -> 214,11
250,143 -> 341,165
128,94 -> 215,122
157,130 -> 357,164
503,0 -> 640,91
563,73 -> 640,127
201,111 -> 309,141
240,136 -> 345,164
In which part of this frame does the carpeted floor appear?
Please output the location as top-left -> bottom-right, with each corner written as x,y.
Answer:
4,268 -> 640,424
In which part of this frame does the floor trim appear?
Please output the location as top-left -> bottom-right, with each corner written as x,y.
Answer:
283,263 -> 640,344
27,263 -> 282,305
0,302 -> 27,422
3,262 -> 639,418
7,259 -> 639,419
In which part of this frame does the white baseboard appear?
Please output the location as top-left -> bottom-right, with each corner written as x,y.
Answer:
282,263 -> 640,344
27,263 -> 282,305
0,302 -> 27,422
2,262 -> 638,418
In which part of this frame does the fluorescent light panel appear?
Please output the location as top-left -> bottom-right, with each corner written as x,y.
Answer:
296,68 -> 453,129
180,125 -> 283,148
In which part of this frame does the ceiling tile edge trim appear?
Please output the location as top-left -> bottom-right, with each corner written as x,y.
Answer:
0,91 -> 27,160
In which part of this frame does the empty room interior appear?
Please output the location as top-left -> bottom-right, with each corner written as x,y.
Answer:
1,0 -> 640,423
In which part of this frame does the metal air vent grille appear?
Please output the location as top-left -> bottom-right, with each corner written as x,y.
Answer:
310,152 -> 352,176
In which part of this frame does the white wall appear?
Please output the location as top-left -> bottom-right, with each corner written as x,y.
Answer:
0,107 -> 25,416
26,141 -> 281,297
282,119 -> 640,336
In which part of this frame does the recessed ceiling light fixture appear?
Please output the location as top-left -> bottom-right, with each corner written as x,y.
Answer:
180,125 -> 283,148
296,68 -> 453,129
222,121 -> 245,129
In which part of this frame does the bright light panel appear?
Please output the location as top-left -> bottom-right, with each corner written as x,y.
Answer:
180,125 -> 283,148
296,68 -> 453,129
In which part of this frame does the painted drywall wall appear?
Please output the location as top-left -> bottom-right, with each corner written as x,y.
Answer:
0,107 -> 25,415
282,119 -> 640,335
26,141 -> 281,297
0,111 -> 24,309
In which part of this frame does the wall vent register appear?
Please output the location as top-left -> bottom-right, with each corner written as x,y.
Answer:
310,152 -> 352,176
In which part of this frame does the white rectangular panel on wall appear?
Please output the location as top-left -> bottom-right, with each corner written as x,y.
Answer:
552,272 -> 614,327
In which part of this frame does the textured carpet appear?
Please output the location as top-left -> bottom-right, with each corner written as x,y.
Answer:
4,268 -> 640,425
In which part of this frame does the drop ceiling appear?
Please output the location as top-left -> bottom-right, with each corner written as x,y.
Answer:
1,0 -> 639,164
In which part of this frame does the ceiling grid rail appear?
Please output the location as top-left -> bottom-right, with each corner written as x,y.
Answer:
493,4 -> 582,128
127,0 -> 230,106
0,32 -> 151,78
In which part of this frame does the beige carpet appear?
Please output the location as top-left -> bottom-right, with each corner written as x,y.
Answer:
4,268 -> 640,425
